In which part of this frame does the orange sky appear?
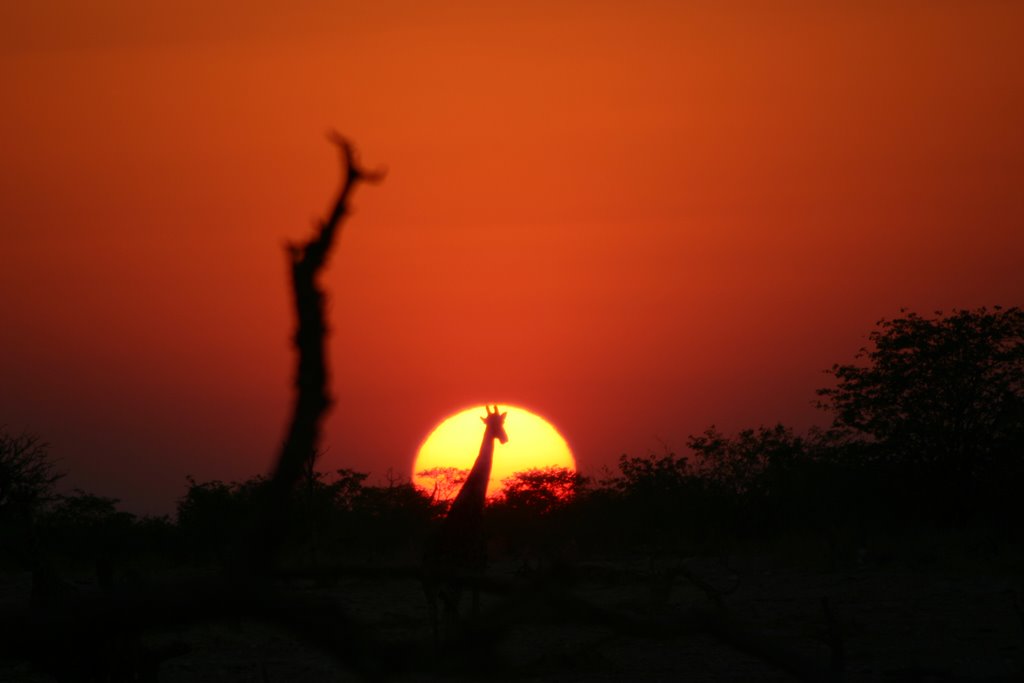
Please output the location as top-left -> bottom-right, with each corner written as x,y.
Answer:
2,1 -> 1022,514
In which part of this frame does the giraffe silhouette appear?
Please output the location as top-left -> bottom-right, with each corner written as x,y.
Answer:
422,404 -> 508,645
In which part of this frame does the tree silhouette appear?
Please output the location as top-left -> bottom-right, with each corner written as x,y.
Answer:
688,424 -> 806,497
817,307 -> 1024,487
497,466 -> 586,515
415,466 -> 468,505
0,429 -> 62,516
0,430 -> 63,566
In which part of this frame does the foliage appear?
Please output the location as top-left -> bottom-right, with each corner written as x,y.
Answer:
174,469 -> 436,563
0,429 -> 63,515
35,490 -> 141,562
45,489 -> 131,527
327,468 -> 370,509
611,450 -> 690,496
688,424 -> 806,496
497,467 -> 587,515
415,466 -> 468,504
572,451 -> 707,552
349,477 -> 435,552
175,476 -> 269,561
818,306 -> 1024,483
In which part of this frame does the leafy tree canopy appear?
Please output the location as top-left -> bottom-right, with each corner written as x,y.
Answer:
817,306 -> 1024,478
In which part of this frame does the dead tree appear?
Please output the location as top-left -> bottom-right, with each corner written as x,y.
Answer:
251,133 -> 384,569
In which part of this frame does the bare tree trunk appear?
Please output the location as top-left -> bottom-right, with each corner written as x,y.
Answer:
252,134 -> 383,570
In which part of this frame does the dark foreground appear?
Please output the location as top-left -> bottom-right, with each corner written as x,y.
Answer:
2,550 -> 1020,683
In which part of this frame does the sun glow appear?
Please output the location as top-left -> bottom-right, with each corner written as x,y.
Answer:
413,405 -> 575,500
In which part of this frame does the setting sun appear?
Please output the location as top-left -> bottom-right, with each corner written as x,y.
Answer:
413,405 -> 575,499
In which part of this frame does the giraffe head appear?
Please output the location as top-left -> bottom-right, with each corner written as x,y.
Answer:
481,405 -> 509,444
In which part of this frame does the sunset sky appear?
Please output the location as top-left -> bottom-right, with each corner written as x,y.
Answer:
2,1 -> 1022,514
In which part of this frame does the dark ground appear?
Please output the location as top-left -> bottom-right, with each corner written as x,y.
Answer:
2,548 -> 1021,682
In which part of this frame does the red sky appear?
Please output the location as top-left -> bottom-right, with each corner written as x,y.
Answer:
2,1 -> 1022,514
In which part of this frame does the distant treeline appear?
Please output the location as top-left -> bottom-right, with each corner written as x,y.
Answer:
2,306 -> 1022,571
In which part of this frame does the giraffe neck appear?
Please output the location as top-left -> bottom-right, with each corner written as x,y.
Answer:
470,430 -> 495,492
448,428 -> 495,515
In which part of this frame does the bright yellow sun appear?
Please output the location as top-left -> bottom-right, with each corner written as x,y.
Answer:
413,405 -> 575,499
